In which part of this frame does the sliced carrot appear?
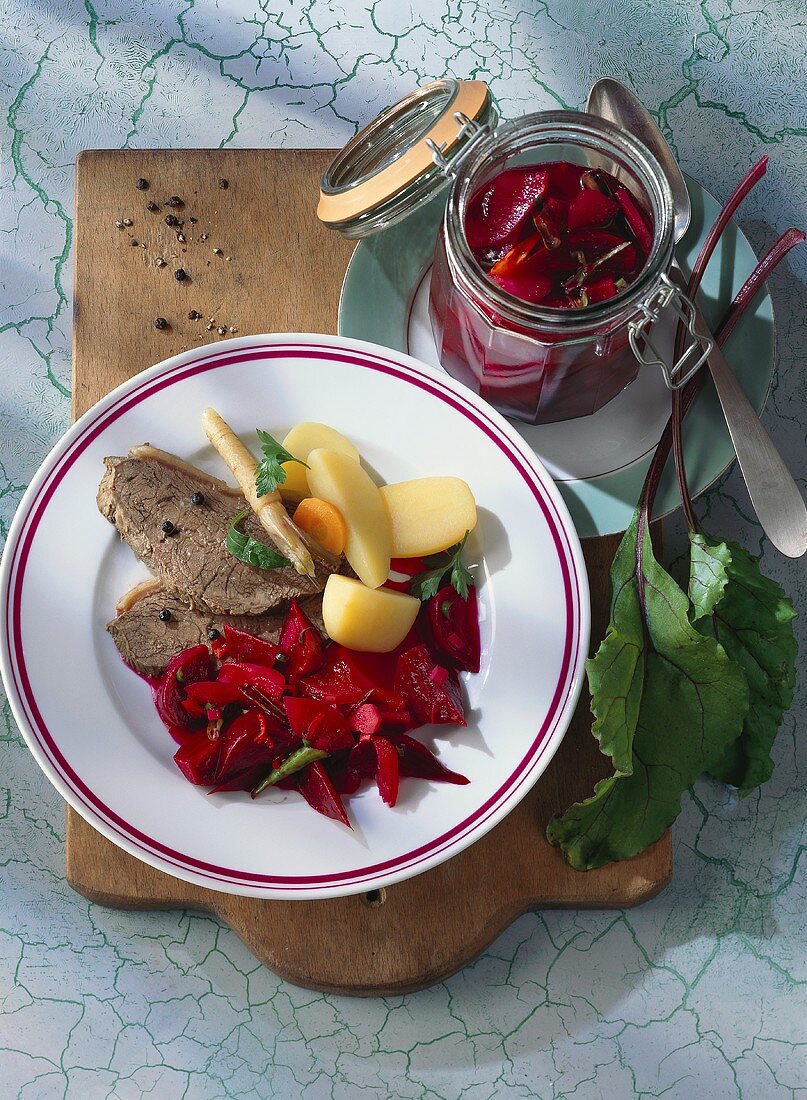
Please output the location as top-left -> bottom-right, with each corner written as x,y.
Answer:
294,497 -> 348,556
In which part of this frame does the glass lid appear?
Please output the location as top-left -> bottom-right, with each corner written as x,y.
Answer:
318,79 -> 494,238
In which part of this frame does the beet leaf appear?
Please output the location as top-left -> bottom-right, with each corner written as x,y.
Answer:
548,160 -> 802,869
547,511 -> 748,870
689,535 -> 796,795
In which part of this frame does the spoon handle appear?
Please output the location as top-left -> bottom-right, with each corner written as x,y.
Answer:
679,281 -> 807,557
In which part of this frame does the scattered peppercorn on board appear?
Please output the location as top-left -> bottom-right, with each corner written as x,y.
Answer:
67,149 -> 671,996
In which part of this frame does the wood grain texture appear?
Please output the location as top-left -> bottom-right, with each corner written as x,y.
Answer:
68,148 -> 671,996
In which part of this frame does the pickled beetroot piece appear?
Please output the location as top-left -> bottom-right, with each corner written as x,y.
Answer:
283,696 -> 354,753
585,275 -> 619,304
426,585 -> 481,673
278,599 -> 325,679
372,736 -> 400,807
465,167 -> 549,250
301,644 -> 378,706
565,229 -> 637,272
174,734 -> 221,785
349,702 -> 415,738
567,188 -> 619,229
491,246 -> 577,304
394,645 -> 467,726
465,160 -> 652,309
389,733 -> 469,785
615,185 -> 653,253
184,680 -> 245,708
221,624 -> 281,668
300,644 -> 406,708
349,702 -> 383,738
544,160 -> 585,200
215,710 -> 286,785
295,761 -> 351,826
217,662 -> 286,704
155,644 -> 210,738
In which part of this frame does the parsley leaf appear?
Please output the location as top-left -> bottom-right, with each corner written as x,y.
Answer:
410,532 -> 474,601
226,509 -> 291,570
254,428 -> 309,497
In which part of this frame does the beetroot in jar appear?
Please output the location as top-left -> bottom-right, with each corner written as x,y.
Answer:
429,113 -> 676,424
319,85 -> 682,425
466,163 -> 652,310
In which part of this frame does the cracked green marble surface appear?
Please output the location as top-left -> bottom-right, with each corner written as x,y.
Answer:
1,1 -> 805,1095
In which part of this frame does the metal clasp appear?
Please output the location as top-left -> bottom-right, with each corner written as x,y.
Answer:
628,272 -> 714,389
427,112 -> 492,178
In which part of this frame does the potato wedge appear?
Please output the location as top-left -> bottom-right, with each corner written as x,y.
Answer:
380,477 -> 477,558
280,422 -> 360,500
306,449 -> 391,587
322,575 -> 419,653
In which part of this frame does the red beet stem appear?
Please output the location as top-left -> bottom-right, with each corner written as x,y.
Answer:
718,227 -> 805,345
669,156 -> 770,529
640,221 -> 804,519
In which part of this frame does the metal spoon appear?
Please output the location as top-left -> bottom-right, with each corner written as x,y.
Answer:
588,78 -> 692,242
587,78 -> 807,557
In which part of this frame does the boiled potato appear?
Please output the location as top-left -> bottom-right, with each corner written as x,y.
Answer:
322,575 -> 419,653
306,449 -> 391,587
280,422 -> 360,500
379,477 -> 477,558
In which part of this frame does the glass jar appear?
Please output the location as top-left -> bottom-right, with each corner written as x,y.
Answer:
319,82 -> 711,424
431,112 -> 675,423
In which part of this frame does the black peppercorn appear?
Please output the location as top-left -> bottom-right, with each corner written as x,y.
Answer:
191,491 -> 205,505
136,178 -> 149,190
147,201 -> 160,212
174,268 -> 187,281
188,309 -> 202,320
161,519 -> 176,534
154,316 -> 168,330
218,178 -> 228,189
165,214 -> 180,227
130,238 -> 139,246
207,628 -> 221,641
166,196 -> 184,208
158,608 -> 172,622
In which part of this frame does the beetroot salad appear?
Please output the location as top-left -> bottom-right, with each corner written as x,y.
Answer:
145,576 -> 480,827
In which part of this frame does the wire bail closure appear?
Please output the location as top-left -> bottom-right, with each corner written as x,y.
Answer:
427,113 -> 493,179
628,272 -> 714,389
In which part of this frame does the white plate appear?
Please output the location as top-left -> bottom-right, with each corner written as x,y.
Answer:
0,334 -> 589,899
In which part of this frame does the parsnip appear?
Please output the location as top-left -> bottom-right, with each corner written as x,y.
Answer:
201,408 -> 315,577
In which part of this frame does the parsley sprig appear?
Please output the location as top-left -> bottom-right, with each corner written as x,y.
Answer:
410,532 -> 474,601
226,509 -> 290,570
254,429 -> 309,497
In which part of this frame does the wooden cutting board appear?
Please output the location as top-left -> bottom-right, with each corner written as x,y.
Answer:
68,149 -> 671,996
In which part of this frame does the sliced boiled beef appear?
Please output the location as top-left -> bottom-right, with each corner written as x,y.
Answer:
107,583 -> 326,679
97,445 -> 339,615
